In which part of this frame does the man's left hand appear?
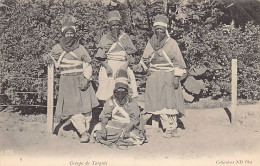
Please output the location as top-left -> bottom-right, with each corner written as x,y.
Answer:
173,77 -> 180,90
79,77 -> 90,91
123,130 -> 130,139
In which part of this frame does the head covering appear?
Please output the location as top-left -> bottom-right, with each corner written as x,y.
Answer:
59,15 -> 79,52
153,14 -> 169,28
148,14 -> 170,51
114,69 -> 129,90
108,10 -> 121,23
61,15 -> 77,33
113,69 -> 130,106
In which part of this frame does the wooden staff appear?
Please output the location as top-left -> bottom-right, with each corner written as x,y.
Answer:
231,59 -> 237,124
47,63 -> 54,133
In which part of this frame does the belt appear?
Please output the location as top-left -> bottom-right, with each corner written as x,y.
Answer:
61,72 -> 83,76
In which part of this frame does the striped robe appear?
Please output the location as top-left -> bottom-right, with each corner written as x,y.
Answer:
50,44 -> 99,116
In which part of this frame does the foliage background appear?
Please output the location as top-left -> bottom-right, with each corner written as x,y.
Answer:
0,0 -> 259,112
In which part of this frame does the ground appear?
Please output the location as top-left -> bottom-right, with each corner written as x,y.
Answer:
0,102 -> 260,166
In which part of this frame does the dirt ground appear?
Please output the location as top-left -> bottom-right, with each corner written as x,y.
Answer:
0,102 -> 260,166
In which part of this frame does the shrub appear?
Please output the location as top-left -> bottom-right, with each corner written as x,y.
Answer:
0,0 -> 259,113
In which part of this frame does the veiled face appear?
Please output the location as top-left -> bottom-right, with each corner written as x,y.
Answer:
109,20 -> 121,39
64,29 -> 75,37
114,87 -> 128,102
154,25 -> 166,42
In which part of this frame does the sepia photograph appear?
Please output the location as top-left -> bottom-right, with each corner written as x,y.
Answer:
0,0 -> 259,165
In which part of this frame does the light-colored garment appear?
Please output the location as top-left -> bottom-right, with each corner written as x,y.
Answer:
71,112 -> 92,134
143,113 -> 178,130
160,114 -> 178,130
95,32 -> 138,100
96,65 -> 138,100
50,44 -> 99,116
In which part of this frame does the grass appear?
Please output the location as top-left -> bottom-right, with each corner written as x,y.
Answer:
137,93 -> 259,110
185,97 -> 258,110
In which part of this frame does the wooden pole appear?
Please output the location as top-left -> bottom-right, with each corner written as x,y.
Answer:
231,59 -> 237,124
163,0 -> 168,13
47,63 -> 54,133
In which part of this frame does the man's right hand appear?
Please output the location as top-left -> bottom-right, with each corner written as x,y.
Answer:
79,77 -> 90,91
100,127 -> 107,140
172,76 -> 180,90
132,63 -> 143,73
105,66 -> 113,77
42,54 -> 51,64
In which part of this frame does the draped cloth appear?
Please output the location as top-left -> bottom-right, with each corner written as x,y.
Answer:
142,35 -> 186,115
95,31 -> 138,100
59,36 -> 80,53
93,97 -> 145,146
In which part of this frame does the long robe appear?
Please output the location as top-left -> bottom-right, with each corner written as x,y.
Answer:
142,35 -> 186,115
50,44 -> 99,116
95,31 -> 138,100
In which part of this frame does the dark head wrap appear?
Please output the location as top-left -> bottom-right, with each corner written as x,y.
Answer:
114,69 -> 130,106
59,15 -> 79,52
149,14 -> 170,51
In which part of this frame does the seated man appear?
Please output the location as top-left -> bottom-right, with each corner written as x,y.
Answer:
92,69 -> 145,147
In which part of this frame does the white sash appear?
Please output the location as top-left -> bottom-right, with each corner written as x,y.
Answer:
150,43 -> 186,75
49,51 -> 66,68
111,99 -> 130,124
149,48 -> 174,72
107,33 -> 127,60
60,68 -> 84,74
50,50 -> 80,68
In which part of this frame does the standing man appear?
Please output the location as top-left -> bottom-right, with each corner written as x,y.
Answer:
134,14 -> 187,138
43,15 -> 99,143
95,10 -> 138,101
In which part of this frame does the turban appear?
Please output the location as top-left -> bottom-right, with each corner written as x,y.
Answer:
153,14 -> 169,28
108,10 -> 121,23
